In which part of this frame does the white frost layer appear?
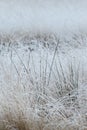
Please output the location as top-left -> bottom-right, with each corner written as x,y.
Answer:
0,40 -> 87,129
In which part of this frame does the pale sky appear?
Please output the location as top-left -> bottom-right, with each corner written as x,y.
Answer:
0,0 -> 87,34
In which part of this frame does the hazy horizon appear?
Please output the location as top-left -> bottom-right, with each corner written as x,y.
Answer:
0,0 -> 87,34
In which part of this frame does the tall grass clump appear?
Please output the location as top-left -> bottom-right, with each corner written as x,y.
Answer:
0,33 -> 87,130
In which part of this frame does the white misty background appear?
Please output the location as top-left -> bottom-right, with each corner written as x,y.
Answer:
0,0 -> 87,34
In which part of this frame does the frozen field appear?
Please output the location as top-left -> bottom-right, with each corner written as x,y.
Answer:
0,0 -> 87,130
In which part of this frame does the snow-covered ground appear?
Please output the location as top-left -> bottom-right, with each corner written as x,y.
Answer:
0,0 -> 87,130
